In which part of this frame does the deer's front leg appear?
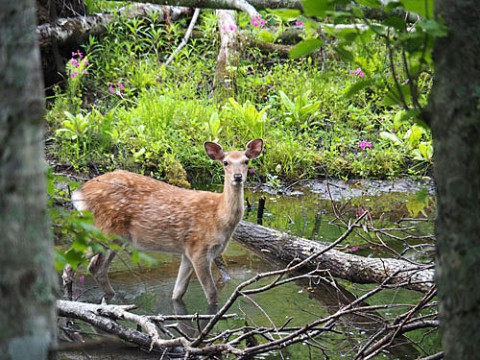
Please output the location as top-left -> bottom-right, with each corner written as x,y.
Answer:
190,251 -> 218,304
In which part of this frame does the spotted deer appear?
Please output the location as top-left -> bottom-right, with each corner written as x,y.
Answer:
66,139 -> 263,304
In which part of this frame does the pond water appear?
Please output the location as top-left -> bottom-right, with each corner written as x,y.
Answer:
60,179 -> 439,359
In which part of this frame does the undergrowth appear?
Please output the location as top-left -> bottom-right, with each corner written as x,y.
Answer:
46,8 -> 433,184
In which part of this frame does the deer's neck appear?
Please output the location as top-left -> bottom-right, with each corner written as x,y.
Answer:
219,181 -> 245,229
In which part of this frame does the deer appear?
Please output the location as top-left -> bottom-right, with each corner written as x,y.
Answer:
65,139 -> 263,305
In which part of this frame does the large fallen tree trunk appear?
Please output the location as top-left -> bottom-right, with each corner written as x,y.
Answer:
232,220 -> 435,292
37,4 -> 193,48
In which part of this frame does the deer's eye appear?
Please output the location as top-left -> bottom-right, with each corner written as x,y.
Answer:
244,160 -> 250,165
223,161 -> 229,166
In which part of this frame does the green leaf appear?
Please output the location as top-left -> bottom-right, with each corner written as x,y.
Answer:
380,84 -> 412,107
268,9 -> 301,20
334,46 -> 354,62
356,0 -> 381,8
400,0 -> 433,19
289,39 -> 323,59
380,131 -> 403,145
303,0 -> 334,17
343,79 -> 373,98
259,30 -> 275,43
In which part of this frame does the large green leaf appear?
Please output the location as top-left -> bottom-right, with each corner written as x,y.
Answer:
289,39 -> 323,59
303,0 -> 334,17
401,0 -> 433,19
268,9 -> 301,21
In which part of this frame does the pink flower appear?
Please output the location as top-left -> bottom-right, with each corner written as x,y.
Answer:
229,24 -> 237,31
249,168 -> 255,175
83,59 -> 89,66
295,20 -> 304,26
71,50 -> 84,59
82,70 -> 87,75
70,71 -> 78,78
251,14 -> 265,27
350,67 -> 365,77
109,82 -> 125,98
347,245 -> 361,253
358,140 -> 372,150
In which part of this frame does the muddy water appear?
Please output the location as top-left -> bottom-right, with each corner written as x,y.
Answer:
60,179 -> 439,359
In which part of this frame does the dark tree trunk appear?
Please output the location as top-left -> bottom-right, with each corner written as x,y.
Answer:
430,1 -> 480,359
0,0 -> 57,358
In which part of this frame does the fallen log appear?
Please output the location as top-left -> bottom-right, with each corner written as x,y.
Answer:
232,220 -> 435,292
37,4 -> 192,48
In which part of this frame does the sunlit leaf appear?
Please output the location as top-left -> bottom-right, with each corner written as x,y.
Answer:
268,9 -> 301,20
380,131 -> 403,145
289,39 -> 323,59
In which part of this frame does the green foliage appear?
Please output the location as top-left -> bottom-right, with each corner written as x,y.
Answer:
47,7 -> 436,183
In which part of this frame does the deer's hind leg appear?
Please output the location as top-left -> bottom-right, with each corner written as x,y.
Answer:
172,254 -> 195,301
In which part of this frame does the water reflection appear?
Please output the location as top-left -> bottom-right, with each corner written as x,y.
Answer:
61,183 -> 438,359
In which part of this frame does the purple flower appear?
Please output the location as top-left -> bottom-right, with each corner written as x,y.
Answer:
229,24 -> 237,31
249,168 -> 255,175
83,59 -> 89,66
109,84 -> 115,94
295,20 -> 304,26
358,140 -> 372,150
82,70 -> 88,75
70,71 -> 78,78
117,81 -> 124,90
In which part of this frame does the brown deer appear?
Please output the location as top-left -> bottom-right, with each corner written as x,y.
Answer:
66,139 -> 263,304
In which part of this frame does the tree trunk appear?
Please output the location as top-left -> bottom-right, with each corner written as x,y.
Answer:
430,1 -> 480,359
232,221 -> 434,292
0,0 -> 56,358
214,10 -> 241,102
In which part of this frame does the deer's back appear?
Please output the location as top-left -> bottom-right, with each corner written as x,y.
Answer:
74,170 -> 225,253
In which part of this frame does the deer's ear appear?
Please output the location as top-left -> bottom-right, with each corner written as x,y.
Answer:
245,139 -> 263,159
204,142 -> 225,161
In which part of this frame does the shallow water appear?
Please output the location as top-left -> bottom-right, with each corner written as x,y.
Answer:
60,180 -> 439,359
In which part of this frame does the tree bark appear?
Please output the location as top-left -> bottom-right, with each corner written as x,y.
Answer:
430,1 -> 480,359
37,4 -> 193,48
232,221 -> 434,292
0,0 -> 57,358
214,10 -> 241,102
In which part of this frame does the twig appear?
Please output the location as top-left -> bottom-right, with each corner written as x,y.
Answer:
165,8 -> 201,66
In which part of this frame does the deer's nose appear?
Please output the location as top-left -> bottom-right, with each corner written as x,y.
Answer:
234,174 -> 243,182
